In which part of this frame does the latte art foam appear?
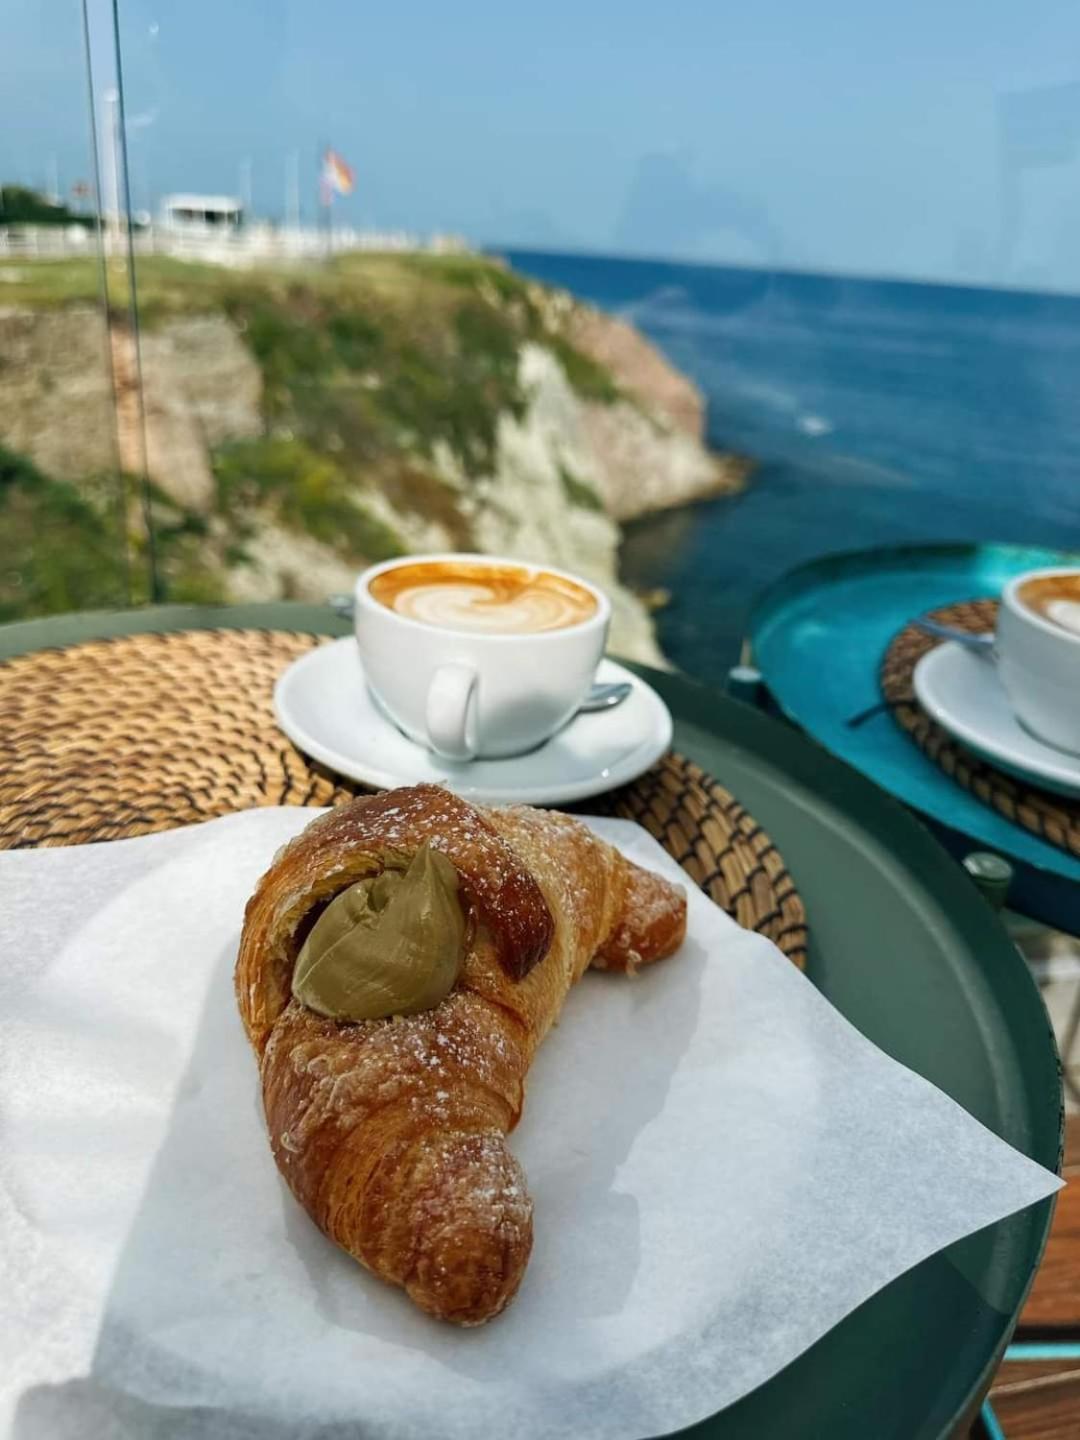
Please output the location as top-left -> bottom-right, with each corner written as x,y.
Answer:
369,561 -> 597,634
1045,599 -> 1080,638
394,581 -> 589,633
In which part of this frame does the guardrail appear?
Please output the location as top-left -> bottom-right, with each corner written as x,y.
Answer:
0,224 -> 467,265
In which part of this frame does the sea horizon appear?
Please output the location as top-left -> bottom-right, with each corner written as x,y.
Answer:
493,245 -> 1080,306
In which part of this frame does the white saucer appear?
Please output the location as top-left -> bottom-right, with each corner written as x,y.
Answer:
274,639 -> 673,805
913,641 -> 1080,797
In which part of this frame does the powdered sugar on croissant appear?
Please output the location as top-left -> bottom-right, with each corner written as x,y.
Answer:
235,784 -> 686,1324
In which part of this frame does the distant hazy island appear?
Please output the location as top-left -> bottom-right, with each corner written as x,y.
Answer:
0,248 -> 745,660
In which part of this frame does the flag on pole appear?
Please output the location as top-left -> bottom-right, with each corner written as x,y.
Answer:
320,148 -> 355,204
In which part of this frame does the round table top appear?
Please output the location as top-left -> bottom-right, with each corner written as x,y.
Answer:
750,542 -> 1080,935
0,601 -> 1063,1440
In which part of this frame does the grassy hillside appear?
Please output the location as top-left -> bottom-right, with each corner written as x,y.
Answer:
0,448 -> 130,621
0,252 -> 620,619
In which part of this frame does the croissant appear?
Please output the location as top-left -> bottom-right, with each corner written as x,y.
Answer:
235,784 -> 686,1325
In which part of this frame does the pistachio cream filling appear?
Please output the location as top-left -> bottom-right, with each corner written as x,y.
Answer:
292,844 -> 465,1021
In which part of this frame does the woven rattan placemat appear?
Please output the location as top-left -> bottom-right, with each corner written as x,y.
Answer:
0,628 -> 808,965
880,599 -> 1080,859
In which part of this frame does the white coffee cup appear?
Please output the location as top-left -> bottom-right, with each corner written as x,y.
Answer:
354,554 -> 611,761
997,566 -> 1080,755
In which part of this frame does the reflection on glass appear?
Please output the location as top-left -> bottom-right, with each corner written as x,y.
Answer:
0,0 -> 129,618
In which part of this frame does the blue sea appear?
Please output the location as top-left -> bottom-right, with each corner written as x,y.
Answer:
502,250 -> 1080,677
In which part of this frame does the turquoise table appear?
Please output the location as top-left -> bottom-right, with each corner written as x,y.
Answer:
750,543 -> 1080,936
0,603 -> 1063,1440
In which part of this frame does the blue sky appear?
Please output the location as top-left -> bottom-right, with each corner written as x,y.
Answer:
4,0 -> 1080,290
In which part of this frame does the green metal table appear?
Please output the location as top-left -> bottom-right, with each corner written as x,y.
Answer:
0,603 -> 1063,1440
748,543 -> 1080,937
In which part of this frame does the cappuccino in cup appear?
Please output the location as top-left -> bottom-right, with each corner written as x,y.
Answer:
997,566 -> 1080,756
355,555 -> 610,761
369,560 -> 598,635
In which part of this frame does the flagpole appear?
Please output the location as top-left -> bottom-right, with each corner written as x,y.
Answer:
239,156 -> 253,222
79,0 -> 129,602
318,140 -> 331,258
286,149 -> 300,232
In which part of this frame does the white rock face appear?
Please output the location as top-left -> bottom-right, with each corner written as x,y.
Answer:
464,345 -> 664,666
114,317 -> 264,512
566,303 -> 707,437
219,345 -> 667,661
359,484 -> 454,556
225,523 -> 361,605
0,308 -> 264,513
0,306 -> 119,479
582,400 -> 744,521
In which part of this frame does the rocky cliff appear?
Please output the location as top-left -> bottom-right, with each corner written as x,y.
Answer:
0,253 -> 743,657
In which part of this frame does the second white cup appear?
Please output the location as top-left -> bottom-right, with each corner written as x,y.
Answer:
997,567 -> 1080,756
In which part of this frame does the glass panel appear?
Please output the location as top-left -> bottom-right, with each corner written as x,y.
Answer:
105,1 -> 1080,671
0,0 -> 131,619
105,2 -> 1077,665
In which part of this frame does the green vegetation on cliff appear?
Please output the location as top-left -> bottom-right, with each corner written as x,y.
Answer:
0,447 -> 229,616
0,251 -> 632,620
559,465 -> 605,512
213,437 -> 405,562
0,448 -> 126,620
0,252 -> 617,459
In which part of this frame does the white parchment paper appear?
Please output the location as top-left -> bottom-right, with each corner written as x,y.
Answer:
0,808 -> 1060,1440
